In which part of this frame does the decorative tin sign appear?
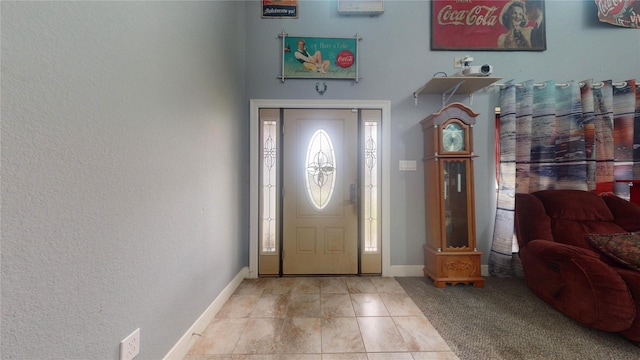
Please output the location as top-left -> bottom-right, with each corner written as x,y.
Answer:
262,0 -> 298,19
280,34 -> 360,82
595,0 -> 640,28
431,0 -> 546,51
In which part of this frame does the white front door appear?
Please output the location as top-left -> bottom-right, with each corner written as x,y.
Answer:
250,100 -> 390,278
282,109 -> 358,274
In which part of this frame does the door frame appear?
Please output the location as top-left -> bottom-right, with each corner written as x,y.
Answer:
249,99 -> 391,277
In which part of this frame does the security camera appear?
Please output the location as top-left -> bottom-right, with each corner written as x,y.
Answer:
462,64 -> 493,76
453,56 -> 493,77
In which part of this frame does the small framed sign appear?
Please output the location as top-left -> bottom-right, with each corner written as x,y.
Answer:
280,34 -> 360,82
262,0 -> 298,19
431,0 -> 546,51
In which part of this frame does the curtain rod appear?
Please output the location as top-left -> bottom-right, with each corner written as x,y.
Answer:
489,81 -> 628,89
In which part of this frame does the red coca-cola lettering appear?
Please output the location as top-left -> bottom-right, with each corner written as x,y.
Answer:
596,0 -> 631,17
437,4 -> 498,26
336,50 -> 354,68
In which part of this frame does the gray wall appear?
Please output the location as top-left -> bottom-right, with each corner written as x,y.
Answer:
1,1 -> 247,359
244,0 -> 640,266
1,1 -> 639,359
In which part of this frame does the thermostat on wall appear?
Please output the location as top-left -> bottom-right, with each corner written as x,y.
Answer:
338,0 -> 384,15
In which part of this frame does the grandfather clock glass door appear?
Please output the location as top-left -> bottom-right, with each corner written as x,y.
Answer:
443,159 -> 470,249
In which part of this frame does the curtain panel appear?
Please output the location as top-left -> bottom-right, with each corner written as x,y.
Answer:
489,79 -> 639,277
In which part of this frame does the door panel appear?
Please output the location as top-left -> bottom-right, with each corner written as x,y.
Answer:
283,109 -> 358,274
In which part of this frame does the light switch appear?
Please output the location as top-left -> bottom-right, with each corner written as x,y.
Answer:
399,160 -> 417,171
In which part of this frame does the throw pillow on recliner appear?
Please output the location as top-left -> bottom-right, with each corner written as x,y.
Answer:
586,232 -> 640,271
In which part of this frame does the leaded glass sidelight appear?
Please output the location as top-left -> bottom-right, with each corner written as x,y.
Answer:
364,121 -> 379,252
305,130 -> 336,210
261,120 -> 277,253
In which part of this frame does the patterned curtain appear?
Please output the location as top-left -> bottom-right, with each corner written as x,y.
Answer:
489,79 -> 638,277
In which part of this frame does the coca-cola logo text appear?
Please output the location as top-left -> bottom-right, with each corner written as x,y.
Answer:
336,50 -> 354,68
437,5 -> 499,26
596,0 -> 631,17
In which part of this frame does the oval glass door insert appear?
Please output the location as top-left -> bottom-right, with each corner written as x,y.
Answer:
305,129 -> 336,210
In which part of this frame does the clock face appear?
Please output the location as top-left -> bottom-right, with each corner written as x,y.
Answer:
442,123 -> 465,152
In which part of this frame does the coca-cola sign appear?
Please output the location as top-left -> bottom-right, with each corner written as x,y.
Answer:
431,0 -> 546,51
282,36 -> 359,80
597,0 -> 630,16
596,0 -> 640,28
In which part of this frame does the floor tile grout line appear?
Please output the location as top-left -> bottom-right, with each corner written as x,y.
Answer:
354,307 -> 370,354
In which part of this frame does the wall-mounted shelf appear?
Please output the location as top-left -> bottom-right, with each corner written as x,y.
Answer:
413,76 -> 502,106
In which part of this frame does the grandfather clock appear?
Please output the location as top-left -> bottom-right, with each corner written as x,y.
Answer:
420,102 -> 484,288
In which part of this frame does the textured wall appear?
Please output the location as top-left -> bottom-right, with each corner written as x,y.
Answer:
1,1 -> 247,359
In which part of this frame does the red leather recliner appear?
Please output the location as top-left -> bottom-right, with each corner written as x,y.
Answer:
515,189 -> 640,343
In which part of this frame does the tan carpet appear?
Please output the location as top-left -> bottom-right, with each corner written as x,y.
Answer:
396,276 -> 640,360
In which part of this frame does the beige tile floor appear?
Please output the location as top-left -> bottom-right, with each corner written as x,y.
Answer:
183,276 -> 459,360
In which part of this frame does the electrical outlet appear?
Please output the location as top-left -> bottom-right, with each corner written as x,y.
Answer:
453,57 -> 463,68
120,328 -> 140,360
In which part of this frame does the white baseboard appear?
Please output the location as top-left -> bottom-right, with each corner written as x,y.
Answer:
388,264 -> 490,277
481,264 -> 489,277
163,266 -> 249,360
388,265 -> 424,277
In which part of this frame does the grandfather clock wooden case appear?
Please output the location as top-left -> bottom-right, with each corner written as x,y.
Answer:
420,102 -> 484,288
